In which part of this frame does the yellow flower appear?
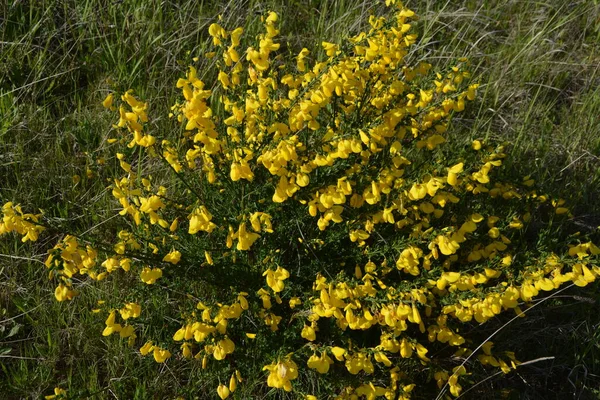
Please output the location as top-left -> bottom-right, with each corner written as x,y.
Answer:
301,324 -> 316,341
181,342 -> 192,358
400,338 -> 413,358
153,346 -> 172,363
102,93 -> 114,109
229,373 -> 237,392
188,206 -> 217,234
213,337 -> 235,360
217,384 -> 230,399
230,27 -> 243,47
119,325 -> 135,338
408,183 -> 427,200
447,162 -> 464,186
437,235 -> 460,255
230,160 -> 254,181
45,387 -> 67,399
140,267 -> 162,284
307,351 -> 333,374
297,48 -> 310,71
140,341 -> 155,355
265,11 -> 278,23
321,42 -> 338,57
205,251 -> 214,265
139,195 -> 165,213
296,173 -> 310,187
263,266 -> 290,292
208,23 -> 225,46
345,352 -> 373,374
263,358 -> 298,391
374,351 -> 392,366
162,249 -> 181,264
237,222 -> 260,251
119,303 -> 141,320
289,297 -> 301,309
330,346 -> 346,361
415,343 -> 430,361
102,311 -> 122,336
54,283 -> 76,302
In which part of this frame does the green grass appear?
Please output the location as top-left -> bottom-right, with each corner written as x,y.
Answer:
1,0 -> 599,398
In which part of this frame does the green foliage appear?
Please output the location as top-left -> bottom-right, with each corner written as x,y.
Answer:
1,1 -> 599,399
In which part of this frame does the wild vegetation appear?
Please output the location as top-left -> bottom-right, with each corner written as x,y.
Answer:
1,1 -> 599,399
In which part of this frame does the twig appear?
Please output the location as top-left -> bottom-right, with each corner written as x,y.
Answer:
0,67 -> 80,98
0,304 -> 43,325
0,354 -> 46,360
296,220 -> 321,263
435,283 -> 577,400
79,212 -> 121,236
0,253 -> 46,265
455,356 -> 556,399
559,153 -> 587,174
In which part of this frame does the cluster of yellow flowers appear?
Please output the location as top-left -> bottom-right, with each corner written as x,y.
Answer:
2,0 -> 598,398
102,304 -> 141,345
45,235 -> 98,301
263,356 -> 299,392
0,202 -> 44,243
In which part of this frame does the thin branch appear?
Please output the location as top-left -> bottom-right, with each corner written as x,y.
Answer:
0,354 -> 46,360
0,253 -> 46,265
435,283 -> 577,400
0,304 -> 43,325
455,356 -> 556,399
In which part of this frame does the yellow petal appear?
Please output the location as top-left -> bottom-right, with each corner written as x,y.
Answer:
217,384 -> 230,399
102,93 -> 114,109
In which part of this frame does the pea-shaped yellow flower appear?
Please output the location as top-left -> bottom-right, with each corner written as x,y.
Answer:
162,249 -> 181,265
307,351 -> 333,374
263,358 -> 298,391
217,384 -> 230,399
140,267 -> 162,284
236,222 -> 260,251
447,162 -> 464,186
263,266 -> 290,292
119,302 -> 141,320
54,283 -> 76,302
213,337 -> 235,360
139,341 -> 154,355
331,346 -> 346,361
301,324 -> 316,341
153,347 -> 171,363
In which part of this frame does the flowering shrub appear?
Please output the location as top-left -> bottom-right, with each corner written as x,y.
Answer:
2,1 -> 598,398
